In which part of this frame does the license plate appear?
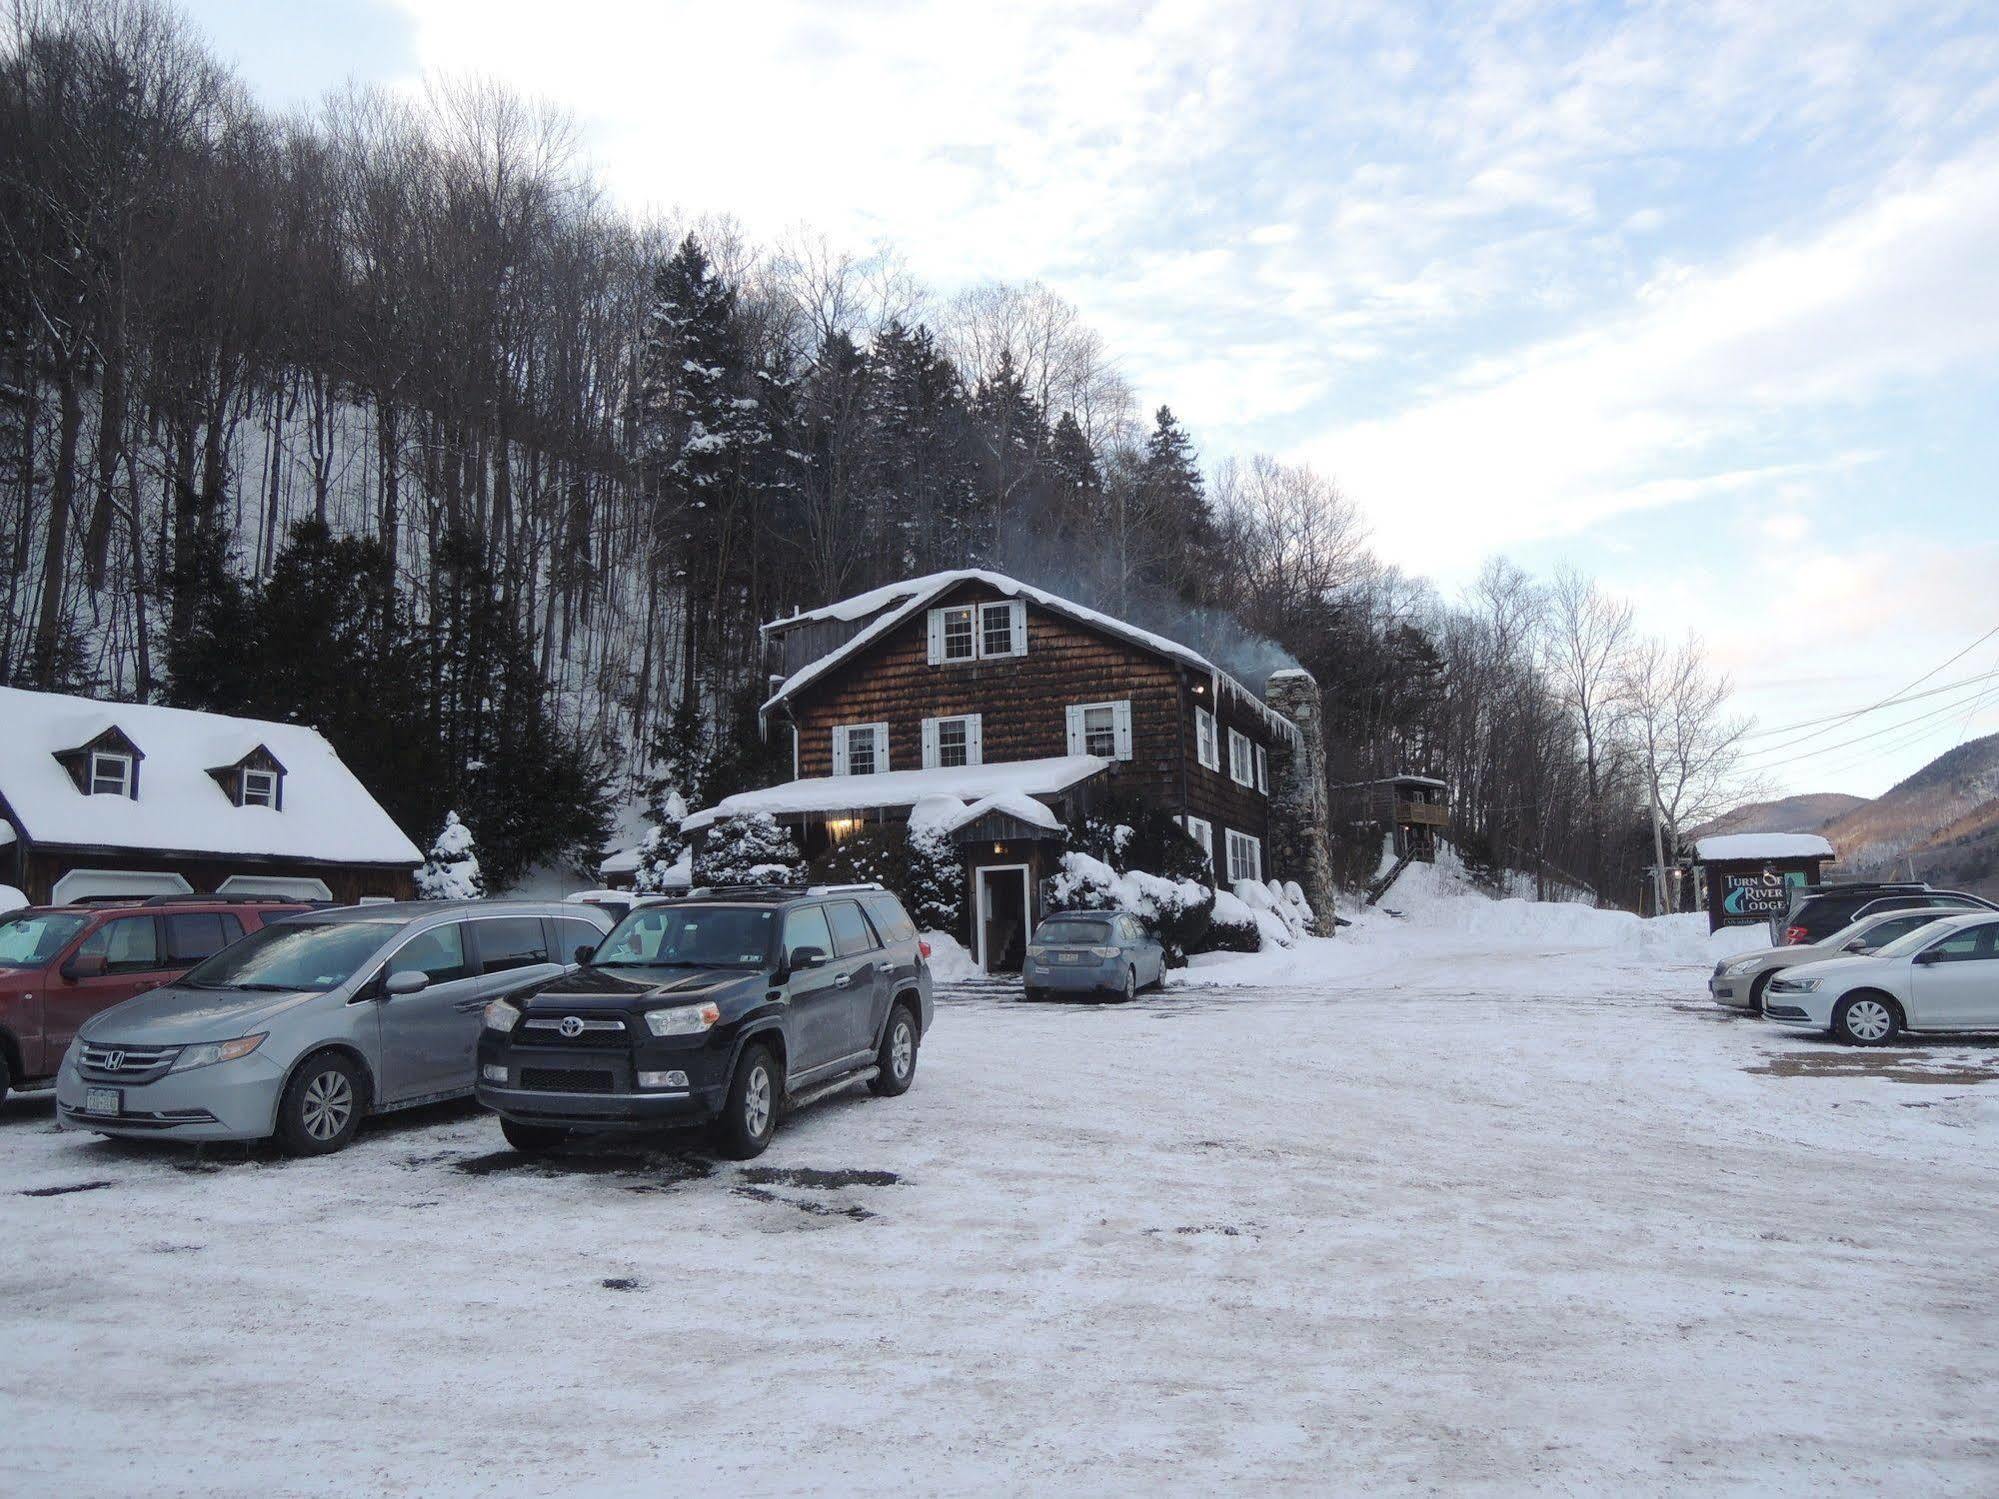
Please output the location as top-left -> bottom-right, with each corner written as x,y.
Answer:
85,1088 -> 120,1116
1056,952 -> 1086,964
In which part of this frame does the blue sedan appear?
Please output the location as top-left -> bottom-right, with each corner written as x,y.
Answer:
1021,912 -> 1165,1003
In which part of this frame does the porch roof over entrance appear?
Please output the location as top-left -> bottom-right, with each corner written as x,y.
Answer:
681,755 -> 1107,833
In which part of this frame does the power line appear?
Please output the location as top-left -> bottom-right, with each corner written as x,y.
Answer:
1742,675 -> 1999,771
1742,623 -> 1999,746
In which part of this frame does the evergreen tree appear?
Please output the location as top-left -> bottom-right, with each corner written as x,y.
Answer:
693,812 -> 805,888
864,321 -> 979,574
631,790 -> 688,894
1138,405 -> 1219,601
968,349 -> 1048,561
416,811 -> 485,900
1045,410 -> 1102,549
905,817 -> 966,936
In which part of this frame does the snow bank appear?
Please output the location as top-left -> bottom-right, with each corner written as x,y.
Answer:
920,929 -> 979,982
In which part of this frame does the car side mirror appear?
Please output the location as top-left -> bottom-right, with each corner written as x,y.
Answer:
1912,949 -> 1942,966
384,969 -> 430,996
574,944 -> 596,966
62,952 -> 107,981
788,946 -> 827,972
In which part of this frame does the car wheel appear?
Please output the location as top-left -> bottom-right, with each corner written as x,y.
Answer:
1834,992 -> 1900,1046
0,1050 -> 10,1108
276,1051 -> 364,1155
1021,985 -> 1042,1002
714,1042 -> 779,1160
500,1117 -> 569,1153
1748,971 -> 1774,1015
869,1002 -> 919,1097
1114,966 -> 1137,1004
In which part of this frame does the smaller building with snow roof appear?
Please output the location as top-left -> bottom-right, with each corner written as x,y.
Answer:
0,686 -> 422,906
1692,832 -> 1836,933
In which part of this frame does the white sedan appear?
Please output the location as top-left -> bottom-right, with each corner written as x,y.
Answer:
1764,912 -> 1999,1043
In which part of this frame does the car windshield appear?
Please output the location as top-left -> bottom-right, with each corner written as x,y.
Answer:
0,912 -> 89,967
594,906 -> 775,969
181,919 -> 397,992
1037,917 -> 1113,945
1873,921 -> 1979,961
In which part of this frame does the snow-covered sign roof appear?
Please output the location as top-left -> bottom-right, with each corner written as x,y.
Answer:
682,755 -> 1107,832
1694,833 -> 1835,863
762,570 -> 1302,748
598,847 -> 643,876
0,686 -> 422,865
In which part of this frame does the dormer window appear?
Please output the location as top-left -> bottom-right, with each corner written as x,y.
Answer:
90,751 -> 133,798
241,768 -> 279,808
206,743 -> 287,809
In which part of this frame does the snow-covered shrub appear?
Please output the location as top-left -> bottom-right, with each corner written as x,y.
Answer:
808,825 -> 907,892
416,811 -> 485,900
1199,889 -> 1262,953
693,812 -> 804,888
1231,879 -> 1298,949
631,789 -> 691,894
905,799 -> 967,938
1069,794 -> 1210,885
1048,850 -> 1213,965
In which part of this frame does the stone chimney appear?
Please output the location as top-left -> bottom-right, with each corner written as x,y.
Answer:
1264,668 -> 1337,929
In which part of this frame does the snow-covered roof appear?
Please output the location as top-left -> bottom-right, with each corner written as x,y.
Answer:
598,847 -> 643,875
0,686 -> 422,866
762,570 -> 1302,748
1694,833 -> 1835,863
682,755 -> 1107,832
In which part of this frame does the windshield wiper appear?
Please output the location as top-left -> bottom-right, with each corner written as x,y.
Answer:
221,981 -> 304,992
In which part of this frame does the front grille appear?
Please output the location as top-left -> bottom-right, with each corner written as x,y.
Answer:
521,1015 -> 629,1047
79,1042 -> 180,1080
520,1067 -> 615,1094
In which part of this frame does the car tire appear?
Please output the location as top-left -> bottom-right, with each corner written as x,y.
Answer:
1833,992 -> 1901,1046
714,1042 -> 779,1160
500,1117 -> 569,1153
1748,971 -> 1774,1015
869,1002 -> 919,1098
1114,966 -> 1137,1004
0,1050 -> 11,1108
276,1051 -> 365,1155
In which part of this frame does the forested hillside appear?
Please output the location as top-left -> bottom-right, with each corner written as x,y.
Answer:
0,0 -> 1749,904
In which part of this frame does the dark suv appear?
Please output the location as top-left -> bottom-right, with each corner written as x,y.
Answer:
1774,883 -> 1997,945
0,895 -> 307,1104
475,885 -> 933,1159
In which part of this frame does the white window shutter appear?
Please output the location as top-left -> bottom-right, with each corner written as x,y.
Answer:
832,727 -> 849,776
966,713 -> 983,765
874,723 -> 890,772
921,717 -> 940,770
1112,700 -> 1133,761
926,609 -> 944,665
1065,705 -> 1085,756
1008,599 -> 1027,656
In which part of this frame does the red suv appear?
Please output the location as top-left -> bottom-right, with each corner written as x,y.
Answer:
0,897 -> 308,1104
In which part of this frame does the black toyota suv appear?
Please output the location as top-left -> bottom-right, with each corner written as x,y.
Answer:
474,884 -> 933,1159
1774,882 -> 1997,945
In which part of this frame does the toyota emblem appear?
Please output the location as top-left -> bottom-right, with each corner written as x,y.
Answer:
558,1016 -> 585,1039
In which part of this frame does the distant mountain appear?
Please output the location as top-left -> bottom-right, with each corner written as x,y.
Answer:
1692,792 -> 1865,839
1820,732 -> 1999,895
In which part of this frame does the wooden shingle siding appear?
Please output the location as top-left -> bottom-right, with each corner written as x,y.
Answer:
1177,679 -> 1274,856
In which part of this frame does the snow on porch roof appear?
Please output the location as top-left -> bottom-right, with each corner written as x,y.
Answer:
760,569 -> 1302,748
1694,833 -> 1836,863
681,755 -> 1108,833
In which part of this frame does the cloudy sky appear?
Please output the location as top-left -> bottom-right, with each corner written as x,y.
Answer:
185,0 -> 1999,800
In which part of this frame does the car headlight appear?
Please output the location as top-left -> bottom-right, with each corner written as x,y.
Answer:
483,999 -> 521,1033
1772,976 -> 1821,993
644,1002 -> 720,1037
1722,958 -> 1760,976
169,1034 -> 265,1072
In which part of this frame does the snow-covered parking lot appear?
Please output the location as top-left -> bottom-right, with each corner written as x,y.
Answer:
7,884 -> 1999,1495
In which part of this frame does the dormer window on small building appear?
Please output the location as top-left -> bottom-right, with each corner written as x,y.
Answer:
90,751 -> 134,797
206,743 -> 287,810
52,722 -> 145,800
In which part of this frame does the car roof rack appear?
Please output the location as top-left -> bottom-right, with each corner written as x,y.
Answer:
139,892 -> 313,906
679,883 -> 810,901
807,882 -> 885,895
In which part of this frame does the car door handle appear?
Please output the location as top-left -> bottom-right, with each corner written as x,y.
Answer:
832,973 -> 854,989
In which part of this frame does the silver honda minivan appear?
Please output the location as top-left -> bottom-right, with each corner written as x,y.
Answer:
53,901 -> 611,1154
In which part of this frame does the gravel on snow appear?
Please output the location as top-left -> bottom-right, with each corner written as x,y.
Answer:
4,927 -> 1999,1495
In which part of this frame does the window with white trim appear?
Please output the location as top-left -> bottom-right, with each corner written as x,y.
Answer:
1179,814 -> 1214,871
1067,700 -> 1132,761
89,751 -> 133,798
927,599 -> 1026,663
241,768 -> 279,808
1225,829 -> 1263,885
1254,744 -> 1268,796
1228,728 -> 1255,787
1195,706 -> 1220,771
922,713 -> 983,769
832,722 -> 889,777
